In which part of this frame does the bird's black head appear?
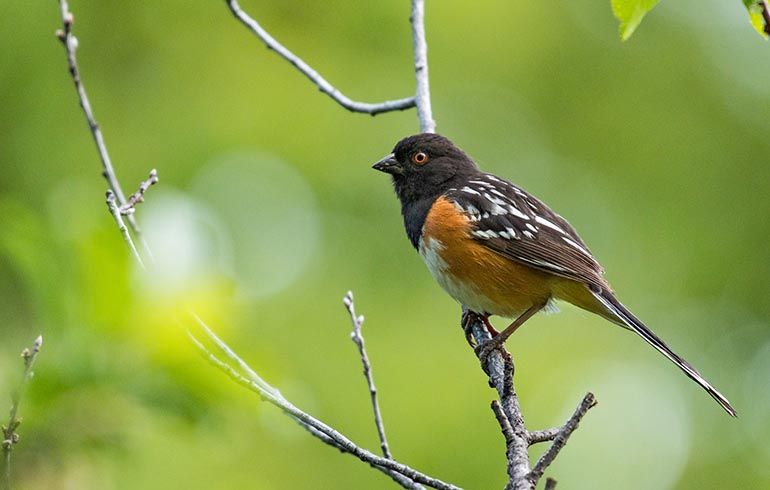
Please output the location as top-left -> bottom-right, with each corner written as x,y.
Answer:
372,133 -> 479,204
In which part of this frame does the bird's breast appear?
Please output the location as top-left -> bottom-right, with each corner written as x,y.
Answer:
418,196 -> 553,317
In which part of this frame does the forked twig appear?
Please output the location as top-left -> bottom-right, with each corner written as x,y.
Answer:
344,291 -> 393,460
2,336 -> 43,490
55,0 -> 151,257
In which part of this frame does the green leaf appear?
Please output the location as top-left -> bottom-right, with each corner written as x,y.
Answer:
743,0 -> 770,39
611,0 -> 662,40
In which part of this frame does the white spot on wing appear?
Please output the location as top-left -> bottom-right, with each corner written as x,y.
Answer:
528,258 -> 566,271
508,205 -> 529,220
535,216 -> 567,234
562,236 -> 592,257
461,186 -> 480,195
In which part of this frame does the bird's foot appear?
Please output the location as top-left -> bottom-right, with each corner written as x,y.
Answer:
461,310 -> 477,347
461,311 -> 497,347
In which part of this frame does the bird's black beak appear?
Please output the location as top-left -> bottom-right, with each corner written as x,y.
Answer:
372,153 -> 402,175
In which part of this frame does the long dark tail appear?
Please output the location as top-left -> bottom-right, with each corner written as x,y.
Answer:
590,287 -> 736,417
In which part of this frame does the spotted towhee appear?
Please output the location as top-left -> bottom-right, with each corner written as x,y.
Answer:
373,133 -> 735,416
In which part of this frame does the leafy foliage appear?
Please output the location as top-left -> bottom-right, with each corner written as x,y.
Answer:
613,0 -> 769,40
611,0 -> 661,40
743,0 -> 770,38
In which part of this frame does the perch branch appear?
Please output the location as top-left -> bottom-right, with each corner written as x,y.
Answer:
55,0 -> 151,258
464,312 -> 597,490
344,291 -> 393,460
2,336 -> 43,490
410,0 -> 435,133
224,0 -> 416,115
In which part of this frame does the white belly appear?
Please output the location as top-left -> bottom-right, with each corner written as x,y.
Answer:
418,237 -> 502,315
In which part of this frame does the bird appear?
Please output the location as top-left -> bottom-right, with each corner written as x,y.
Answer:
372,132 -> 736,417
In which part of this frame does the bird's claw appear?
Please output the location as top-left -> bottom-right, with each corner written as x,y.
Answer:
461,310 -> 478,347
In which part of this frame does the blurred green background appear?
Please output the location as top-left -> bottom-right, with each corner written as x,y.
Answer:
1,1 -> 769,489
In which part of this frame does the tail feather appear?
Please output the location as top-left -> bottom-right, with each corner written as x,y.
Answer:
590,287 -> 736,417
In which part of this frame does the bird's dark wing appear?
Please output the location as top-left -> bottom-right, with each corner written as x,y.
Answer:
445,173 -> 609,290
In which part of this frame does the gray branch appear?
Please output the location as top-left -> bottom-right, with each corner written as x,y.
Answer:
106,191 -> 145,269
344,292 -> 394,460
119,169 -> 158,216
410,0 -> 435,133
490,400 -> 517,483
526,393 -> 596,487
188,317 -> 458,490
2,336 -> 43,490
527,427 -> 559,446
224,0 -> 416,115
54,2 -> 454,488
55,0 -> 151,258
464,312 -> 597,490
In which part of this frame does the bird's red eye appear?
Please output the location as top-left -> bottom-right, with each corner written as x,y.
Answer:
412,152 -> 428,165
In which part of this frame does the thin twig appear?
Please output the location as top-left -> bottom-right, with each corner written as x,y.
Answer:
344,291 -> 393,460
224,0 -> 416,115
187,326 -> 460,490
544,477 -> 558,490
526,393 -> 597,487
491,400 -> 517,482
465,312 -> 531,488
106,191 -> 145,269
2,336 -> 43,490
55,0 -> 151,258
120,169 -> 158,216
190,317 -> 423,489
527,427 -> 559,446
410,0 -> 435,133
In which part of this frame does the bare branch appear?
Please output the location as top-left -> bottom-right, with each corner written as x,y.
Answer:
106,191 -> 145,269
120,169 -> 158,216
224,0 -> 416,115
2,336 -> 43,490
187,321 -> 460,490
464,311 -> 596,490
410,0 -> 435,133
55,0 -> 151,257
527,428 -> 559,446
526,393 -> 596,487
54,3 -> 455,488
491,400 -> 517,483
464,312 -> 530,487
344,291 -> 393,460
